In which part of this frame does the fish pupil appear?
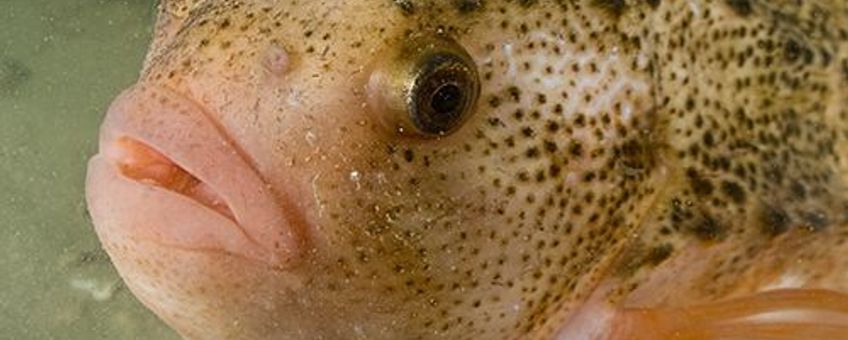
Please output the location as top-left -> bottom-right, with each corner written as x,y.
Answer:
430,83 -> 463,114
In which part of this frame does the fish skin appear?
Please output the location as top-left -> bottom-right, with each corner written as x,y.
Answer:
85,0 -> 848,339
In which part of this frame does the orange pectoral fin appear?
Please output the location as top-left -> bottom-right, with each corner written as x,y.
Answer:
610,289 -> 848,340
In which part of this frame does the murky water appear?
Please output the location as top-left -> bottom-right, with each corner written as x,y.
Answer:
0,0 -> 177,338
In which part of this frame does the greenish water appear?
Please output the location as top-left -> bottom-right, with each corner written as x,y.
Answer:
0,0 -> 176,338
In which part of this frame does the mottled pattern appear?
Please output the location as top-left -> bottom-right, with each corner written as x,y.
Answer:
92,0 -> 848,339
614,0 -> 848,306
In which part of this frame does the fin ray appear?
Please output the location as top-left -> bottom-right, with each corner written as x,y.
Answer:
675,322 -> 848,340
611,289 -> 848,340
681,289 -> 848,322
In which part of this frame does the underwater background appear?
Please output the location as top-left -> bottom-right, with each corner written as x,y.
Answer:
0,0 -> 177,338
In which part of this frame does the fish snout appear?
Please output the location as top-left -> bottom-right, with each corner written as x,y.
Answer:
85,85 -> 305,268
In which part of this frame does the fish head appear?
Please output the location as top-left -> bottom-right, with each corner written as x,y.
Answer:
85,1 -> 659,338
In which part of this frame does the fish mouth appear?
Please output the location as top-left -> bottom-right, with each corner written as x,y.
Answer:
85,85 -> 303,267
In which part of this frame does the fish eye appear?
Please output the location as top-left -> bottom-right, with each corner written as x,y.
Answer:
408,50 -> 479,135
367,35 -> 480,137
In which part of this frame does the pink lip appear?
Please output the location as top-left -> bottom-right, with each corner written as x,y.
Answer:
85,85 -> 302,267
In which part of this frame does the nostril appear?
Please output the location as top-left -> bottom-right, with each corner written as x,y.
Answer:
109,136 -> 236,221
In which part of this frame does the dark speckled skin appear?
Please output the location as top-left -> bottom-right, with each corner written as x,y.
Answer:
89,0 -> 848,339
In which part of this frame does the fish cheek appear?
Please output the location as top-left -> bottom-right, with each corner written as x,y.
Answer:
293,32 -> 517,335
287,125 -> 516,337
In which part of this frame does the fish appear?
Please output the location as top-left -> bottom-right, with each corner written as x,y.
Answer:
84,0 -> 848,339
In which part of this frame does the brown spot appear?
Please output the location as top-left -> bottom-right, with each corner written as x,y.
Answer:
393,0 -> 415,15
790,180 -> 807,200
720,180 -> 746,204
783,39 -> 812,64
644,243 -> 674,266
569,142 -> 584,157
591,0 -> 627,16
543,140 -> 558,153
488,96 -> 501,108
801,211 -> 829,231
454,0 -> 483,13
760,204 -> 791,237
690,213 -> 726,242
686,168 -> 714,197
725,0 -> 753,17
508,86 -> 522,102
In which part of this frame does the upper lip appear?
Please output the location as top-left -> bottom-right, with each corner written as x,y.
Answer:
90,84 -> 303,267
